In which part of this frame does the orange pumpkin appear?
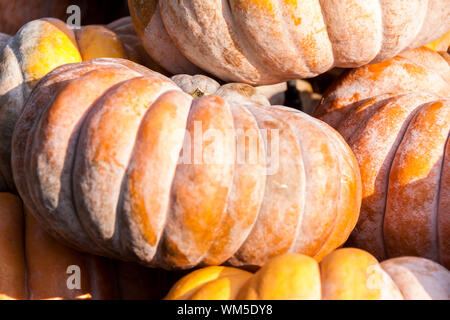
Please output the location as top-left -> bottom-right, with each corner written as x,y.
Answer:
0,192 -> 179,300
12,58 -> 361,270
314,47 -> 450,268
0,17 -> 154,192
0,0 -> 129,34
166,248 -> 450,300
129,0 -> 450,85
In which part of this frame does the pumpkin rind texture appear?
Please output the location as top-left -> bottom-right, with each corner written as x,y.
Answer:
12,58 -> 361,269
0,192 -> 176,300
314,47 -> 450,269
128,0 -> 450,85
0,17 -> 154,192
165,248 -> 450,300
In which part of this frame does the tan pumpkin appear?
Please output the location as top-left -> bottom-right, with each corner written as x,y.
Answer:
0,192 -> 180,300
12,58 -> 361,270
128,0 -> 450,85
106,16 -> 166,73
0,0 -> 129,34
0,17 -> 155,191
166,247 -> 450,300
314,47 -> 450,268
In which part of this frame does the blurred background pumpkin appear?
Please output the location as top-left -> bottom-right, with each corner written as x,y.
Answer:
166,247 -> 450,300
0,0 -> 129,34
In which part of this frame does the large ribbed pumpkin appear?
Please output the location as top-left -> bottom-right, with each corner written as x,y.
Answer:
0,192 -> 179,300
314,47 -> 450,268
0,17 -> 154,191
12,58 -> 361,270
165,248 -> 450,300
128,0 -> 450,85
0,0 -> 129,34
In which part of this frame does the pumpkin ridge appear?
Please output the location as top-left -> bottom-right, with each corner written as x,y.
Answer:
69,75 -> 148,256
73,76 -> 180,256
308,116 -> 362,261
159,0 -> 266,84
313,50 -> 450,127
12,63 -> 116,233
231,104 -> 305,266
384,101 -> 449,261
157,95 -> 237,269
379,97 -> 435,260
276,0 -> 310,77
342,93 -> 439,259
26,68 -> 140,255
269,107 -> 345,260
281,0 -> 334,75
223,0 -> 279,81
407,1 -> 437,50
231,0 -> 311,79
282,109 -> 341,257
202,102 -> 266,266
198,100 -> 238,265
139,91 -> 194,266
336,95 -> 396,141
22,76 -> 77,248
117,89 -> 192,264
218,0 -> 264,81
14,67 -> 80,248
302,115 -> 344,261
265,107 -> 308,256
226,104 -> 276,267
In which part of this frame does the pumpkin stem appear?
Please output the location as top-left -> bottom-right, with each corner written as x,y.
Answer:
191,88 -> 205,99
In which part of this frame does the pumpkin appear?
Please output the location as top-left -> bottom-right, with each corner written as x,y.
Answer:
0,192 -> 181,300
426,31 -> 450,53
165,248 -> 450,300
313,47 -> 450,268
0,0 -> 129,34
11,58 -> 361,270
106,16 -> 166,73
0,17 -> 155,192
128,0 -> 450,85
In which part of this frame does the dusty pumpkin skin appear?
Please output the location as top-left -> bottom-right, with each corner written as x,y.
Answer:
165,248 -> 450,300
0,17 -> 157,192
128,0 -> 450,85
0,192 -> 181,300
314,47 -> 450,269
12,58 -> 361,270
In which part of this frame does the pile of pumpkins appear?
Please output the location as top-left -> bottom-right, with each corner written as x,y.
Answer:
0,0 -> 449,300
